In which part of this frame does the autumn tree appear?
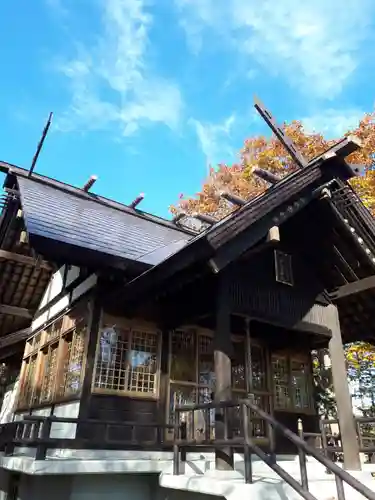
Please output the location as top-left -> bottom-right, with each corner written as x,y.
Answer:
311,349 -> 336,419
346,343 -> 375,411
171,113 -> 375,217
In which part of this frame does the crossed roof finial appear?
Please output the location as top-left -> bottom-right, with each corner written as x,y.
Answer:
253,96 -> 364,178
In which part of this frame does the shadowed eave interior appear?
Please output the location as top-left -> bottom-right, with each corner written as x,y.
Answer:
0,182 -> 55,357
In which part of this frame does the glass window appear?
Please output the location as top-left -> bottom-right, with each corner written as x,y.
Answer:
291,359 -> 311,409
251,344 -> 267,391
40,344 -> 59,403
198,334 -> 215,388
232,339 -> 246,391
170,329 -> 196,382
19,356 -> 37,408
272,354 -> 312,411
168,330 -> 270,440
272,356 -> 290,409
93,322 -> 159,397
58,325 -> 86,397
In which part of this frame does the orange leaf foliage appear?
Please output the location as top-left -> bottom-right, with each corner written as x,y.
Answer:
346,343 -> 375,369
171,112 -> 375,218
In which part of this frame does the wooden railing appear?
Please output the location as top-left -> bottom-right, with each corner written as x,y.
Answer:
2,409 -> 375,500
173,399 -> 375,500
300,416 -> 375,465
0,416 -> 175,459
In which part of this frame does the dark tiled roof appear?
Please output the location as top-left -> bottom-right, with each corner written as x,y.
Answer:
17,176 -> 193,266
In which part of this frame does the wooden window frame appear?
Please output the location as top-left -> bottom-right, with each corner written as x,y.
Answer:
168,327 -> 270,399
16,299 -> 90,411
166,327 -> 271,441
91,313 -> 162,400
272,352 -> 314,414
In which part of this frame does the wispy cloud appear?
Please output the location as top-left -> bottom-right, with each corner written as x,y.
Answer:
45,0 -> 68,17
302,108 -> 364,138
175,0 -> 374,98
51,0 -> 184,136
189,115 -> 236,164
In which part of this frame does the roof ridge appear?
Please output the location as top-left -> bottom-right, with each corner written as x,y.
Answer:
0,161 -> 195,236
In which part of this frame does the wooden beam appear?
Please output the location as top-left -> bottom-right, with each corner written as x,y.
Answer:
253,96 -> 308,169
0,249 -> 52,270
0,304 -> 32,319
0,327 -> 31,348
214,274 -> 234,471
267,226 -> 280,243
172,212 -> 186,224
329,275 -> 375,300
82,175 -> 98,192
219,191 -> 246,207
310,135 -> 361,164
192,212 -> 218,225
252,167 -> 281,184
130,193 -> 144,209
328,304 -> 361,471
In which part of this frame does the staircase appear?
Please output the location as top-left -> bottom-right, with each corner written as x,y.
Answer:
160,455 -> 375,500
162,399 -> 375,500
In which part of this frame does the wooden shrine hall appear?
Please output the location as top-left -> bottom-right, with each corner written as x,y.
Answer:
0,99 -> 374,472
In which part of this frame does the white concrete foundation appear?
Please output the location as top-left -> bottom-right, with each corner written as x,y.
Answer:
0,451 -> 374,500
160,458 -> 375,500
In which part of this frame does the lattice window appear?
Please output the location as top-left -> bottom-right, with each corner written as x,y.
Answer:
33,333 -> 42,351
46,316 -> 64,342
198,334 -> 215,388
169,385 -> 197,420
17,300 -> 89,409
170,329 -> 196,382
251,345 -> 267,391
291,360 -> 311,409
25,339 -> 33,357
20,356 -> 37,407
251,394 -> 267,437
272,355 -> 312,411
93,324 -> 159,396
272,356 -> 290,409
40,344 -> 59,403
232,339 -> 246,391
59,325 -> 86,397
231,392 -> 267,439
128,329 -> 158,393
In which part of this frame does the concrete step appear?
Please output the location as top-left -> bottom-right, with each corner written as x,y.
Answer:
159,460 -> 375,500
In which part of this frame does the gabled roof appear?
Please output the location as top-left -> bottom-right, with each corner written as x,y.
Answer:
0,162 -> 194,269
119,151 -> 363,300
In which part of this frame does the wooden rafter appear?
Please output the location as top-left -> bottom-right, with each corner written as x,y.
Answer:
0,327 -> 30,348
0,249 -> 52,270
329,275 -> 375,300
0,304 -> 32,319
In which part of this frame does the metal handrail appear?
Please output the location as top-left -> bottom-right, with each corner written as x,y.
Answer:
173,399 -> 375,500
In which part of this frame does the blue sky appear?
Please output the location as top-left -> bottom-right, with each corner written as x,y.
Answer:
1,0 -> 375,218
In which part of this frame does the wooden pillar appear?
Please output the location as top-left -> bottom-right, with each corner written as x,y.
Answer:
77,293 -> 102,434
157,328 -> 170,443
214,275 -> 234,470
328,304 -> 361,471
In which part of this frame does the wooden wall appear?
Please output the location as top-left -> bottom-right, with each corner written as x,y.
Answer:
79,394 -> 158,442
228,247 -> 333,340
31,264 -> 97,333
